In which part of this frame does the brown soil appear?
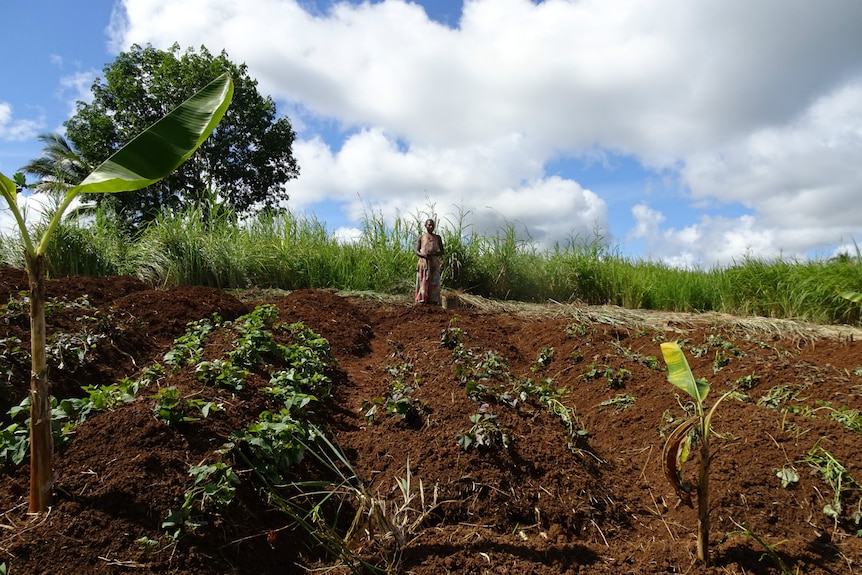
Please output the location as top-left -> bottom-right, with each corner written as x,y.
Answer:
1,269 -> 861,574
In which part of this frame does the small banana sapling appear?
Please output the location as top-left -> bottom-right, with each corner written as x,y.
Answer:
660,341 -> 733,565
0,73 -> 233,512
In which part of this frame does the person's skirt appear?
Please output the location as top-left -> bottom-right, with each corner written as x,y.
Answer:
415,263 -> 441,304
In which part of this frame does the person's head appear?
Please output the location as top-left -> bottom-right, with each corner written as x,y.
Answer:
425,219 -> 436,232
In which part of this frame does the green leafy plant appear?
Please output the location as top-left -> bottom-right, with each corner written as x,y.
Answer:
362,362 -> 426,426
163,315 -> 220,369
163,461 -> 239,538
608,340 -> 660,369
195,359 -> 247,391
152,387 -> 219,425
531,346 -> 554,372
729,520 -> 795,575
227,305 -> 281,369
439,316 -> 463,349
0,419 -> 28,467
660,341 -> 733,565
227,408 -> 320,484
456,407 -> 510,451
0,73 -> 232,512
774,465 -> 800,489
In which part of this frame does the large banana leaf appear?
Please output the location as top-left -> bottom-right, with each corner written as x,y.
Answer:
660,341 -> 709,405
72,72 -> 233,194
33,72 -> 233,255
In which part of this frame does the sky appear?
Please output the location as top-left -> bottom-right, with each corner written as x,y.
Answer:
2,0 -> 862,268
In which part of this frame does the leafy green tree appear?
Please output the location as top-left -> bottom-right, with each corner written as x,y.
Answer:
65,43 -> 298,230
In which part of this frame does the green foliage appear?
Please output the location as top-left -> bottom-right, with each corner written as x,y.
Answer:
266,321 -> 335,402
227,304 -> 281,368
228,409 -> 321,484
599,393 -> 637,411
457,408 -> 510,451
195,359 -> 247,391
3,200 -> 862,328
362,362 -> 426,426
163,462 -> 239,538
581,363 -> 631,389
163,315 -> 220,369
774,466 -> 800,489
0,421 -> 28,466
64,43 -> 297,231
152,387 -> 219,425
532,346 -> 554,372
440,316 -> 463,349
607,340 -> 660,369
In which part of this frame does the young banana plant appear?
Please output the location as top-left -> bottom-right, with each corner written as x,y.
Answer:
660,341 -> 733,566
0,73 -> 233,513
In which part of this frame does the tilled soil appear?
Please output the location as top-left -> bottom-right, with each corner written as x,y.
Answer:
1,269 -> 861,574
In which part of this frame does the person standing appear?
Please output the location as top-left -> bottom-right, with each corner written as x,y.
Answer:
415,218 -> 444,305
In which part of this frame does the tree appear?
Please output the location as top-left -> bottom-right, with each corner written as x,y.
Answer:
0,73 -> 234,512
21,133 -> 93,197
64,43 -> 298,231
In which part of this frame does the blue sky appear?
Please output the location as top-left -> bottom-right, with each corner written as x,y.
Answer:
2,0 -> 862,268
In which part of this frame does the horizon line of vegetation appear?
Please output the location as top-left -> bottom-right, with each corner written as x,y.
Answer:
1,202 -> 860,326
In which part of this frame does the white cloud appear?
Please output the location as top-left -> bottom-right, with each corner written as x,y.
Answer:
288,128 -> 607,244
0,192 -> 80,239
110,0 -> 862,265
58,71 -> 99,116
0,102 -> 42,142
681,80 -> 862,256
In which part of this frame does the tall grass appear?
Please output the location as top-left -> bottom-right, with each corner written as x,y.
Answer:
1,204 -> 861,325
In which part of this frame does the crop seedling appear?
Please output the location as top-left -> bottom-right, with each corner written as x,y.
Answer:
440,316 -> 463,349
531,347 -> 554,372
660,341 -> 734,565
163,461 -> 240,538
362,363 -> 426,426
517,378 -> 587,447
195,359 -> 247,391
728,520 -> 795,575
732,373 -> 760,391
227,305 -> 281,369
564,321 -> 593,337
774,465 -> 800,489
227,408 -> 321,484
163,315 -> 220,369
457,406 -> 510,451
152,387 -> 219,425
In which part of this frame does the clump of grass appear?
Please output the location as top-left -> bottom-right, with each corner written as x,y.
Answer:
3,204 -> 862,325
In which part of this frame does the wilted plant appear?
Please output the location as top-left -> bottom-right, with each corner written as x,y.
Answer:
660,341 -> 733,565
800,443 -> 862,525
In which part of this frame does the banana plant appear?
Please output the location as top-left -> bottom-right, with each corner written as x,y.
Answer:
660,341 -> 733,565
0,72 -> 233,513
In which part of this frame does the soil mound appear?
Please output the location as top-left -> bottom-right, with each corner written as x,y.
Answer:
1,274 -> 861,574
